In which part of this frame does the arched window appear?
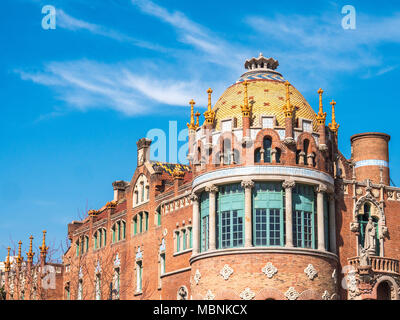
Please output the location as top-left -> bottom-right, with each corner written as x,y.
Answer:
253,182 -> 284,246
293,184 -> 316,249
112,220 -> 126,243
263,137 -> 272,163
222,139 -> 232,165
303,140 -> 310,165
254,148 -> 261,163
94,228 -> 107,249
358,202 -> 379,255
233,149 -> 241,164
133,175 -> 149,207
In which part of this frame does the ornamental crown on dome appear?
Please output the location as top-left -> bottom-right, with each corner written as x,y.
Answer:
244,53 -> 279,71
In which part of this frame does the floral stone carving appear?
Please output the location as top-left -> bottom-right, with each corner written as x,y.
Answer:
194,269 -> 201,285
220,264 -> 234,280
262,262 -> 278,279
304,264 -> 318,280
240,288 -> 255,300
285,287 -> 300,300
204,290 -> 215,300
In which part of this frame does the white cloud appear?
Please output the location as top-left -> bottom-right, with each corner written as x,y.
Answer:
17,60 -> 207,116
57,9 -> 167,52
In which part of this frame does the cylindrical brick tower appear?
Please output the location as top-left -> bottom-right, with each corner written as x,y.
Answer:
351,132 -> 391,185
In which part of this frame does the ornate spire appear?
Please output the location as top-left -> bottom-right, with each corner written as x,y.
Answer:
187,99 -> 197,131
195,111 -> 200,128
16,241 -> 23,268
283,81 -> 294,118
204,88 -> 215,125
241,81 -> 251,117
26,235 -> 35,264
316,88 -> 327,125
39,230 -> 48,256
329,100 -> 340,134
5,247 -> 11,272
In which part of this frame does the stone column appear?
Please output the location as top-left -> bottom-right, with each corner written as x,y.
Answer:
283,180 -> 295,247
190,193 -> 200,255
329,194 -> 337,254
206,185 -> 218,250
316,185 -> 327,251
241,180 -> 254,247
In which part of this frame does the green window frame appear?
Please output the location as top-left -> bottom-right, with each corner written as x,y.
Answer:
133,217 -> 138,235
112,225 -> 116,243
136,262 -> 142,292
323,194 -> 330,251
157,209 -> 161,226
189,228 -> 192,248
145,212 -> 149,231
217,184 -> 245,249
252,182 -> 284,246
292,184 -> 315,249
122,221 -> 126,240
182,229 -> 187,250
94,233 -> 98,250
139,213 -> 143,233
200,192 -> 209,252
176,231 -> 180,252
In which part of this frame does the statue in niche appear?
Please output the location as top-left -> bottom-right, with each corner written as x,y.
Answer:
364,218 -> 376,255
359,245 -> 370,267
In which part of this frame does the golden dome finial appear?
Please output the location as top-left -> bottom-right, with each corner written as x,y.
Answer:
187,99 -> 197,131
241,81 -> 251,117
316,88 -> 327,124
5,247 -> 11,272
204,88 -> 215,125
329,100 -> 340,135
39,230 -> 48,255
283,81 -> 294,117
17,241 -> 23,267
27,235 -> 35,264
195,111 -> 201,128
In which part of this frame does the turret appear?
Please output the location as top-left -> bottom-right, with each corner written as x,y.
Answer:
351,132 -> 391,185
316,88 -> 327,151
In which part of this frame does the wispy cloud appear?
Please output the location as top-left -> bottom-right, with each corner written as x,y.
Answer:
57,9 -> 167,52
17,60 -> 207,116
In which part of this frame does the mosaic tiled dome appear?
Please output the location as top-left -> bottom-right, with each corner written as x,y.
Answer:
212,54 -> 318,131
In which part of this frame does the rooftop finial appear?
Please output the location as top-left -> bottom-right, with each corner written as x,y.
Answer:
195,111 -> 200,128
204,88 -> 215,125
5,247 -> 11,272
329,100 -> 340,135
241,81 -> 251,117
39,230 -> 48,255
283,81 -> 294,118
17,240 -> 23,267
27,235 -> 35,264
187,99 -> 197,131
316,88 -> 327,124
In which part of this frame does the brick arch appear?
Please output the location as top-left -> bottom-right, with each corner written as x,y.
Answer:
212,132 -> 242,164
255,287 -> 286,300
371,276 -> 399,300
254,128 -> 282,150
213,289 -> 238,300
296,132 -> 318,153
298,289 -> 321,300
193,139 -> 206,165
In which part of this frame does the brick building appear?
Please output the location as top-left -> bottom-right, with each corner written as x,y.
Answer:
12,54 -> 400,300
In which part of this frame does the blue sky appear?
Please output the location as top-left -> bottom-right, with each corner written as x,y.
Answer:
1,0 -> 400,261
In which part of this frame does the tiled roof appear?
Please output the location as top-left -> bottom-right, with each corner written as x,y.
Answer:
212,71 -> 318,131
151,162 -> 191,176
